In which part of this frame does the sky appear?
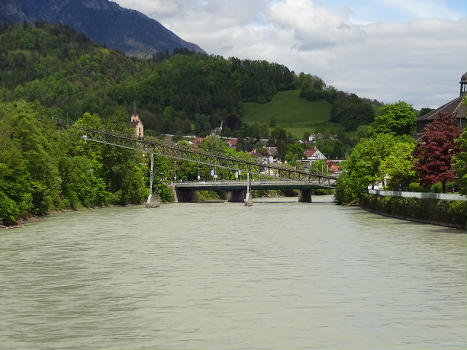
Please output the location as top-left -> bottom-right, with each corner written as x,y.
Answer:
114,0 -> 467,108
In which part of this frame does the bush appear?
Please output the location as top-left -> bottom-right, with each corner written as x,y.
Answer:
157,183 -> 174,203
408,182 -> 427,192
430,182 -> 443,193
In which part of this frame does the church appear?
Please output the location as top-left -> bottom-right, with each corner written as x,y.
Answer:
130,111 -> 144,138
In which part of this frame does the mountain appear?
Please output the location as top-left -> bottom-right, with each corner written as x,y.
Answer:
0,0 -> 204,55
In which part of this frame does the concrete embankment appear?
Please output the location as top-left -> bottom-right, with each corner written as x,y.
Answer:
360,190 -> 466,230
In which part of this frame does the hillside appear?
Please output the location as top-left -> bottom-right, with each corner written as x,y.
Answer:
242,90 -> 333,137
0,0 -> 204,56
0,23 -> 297,136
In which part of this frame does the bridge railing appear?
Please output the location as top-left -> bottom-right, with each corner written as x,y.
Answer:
74,125 -> 337,185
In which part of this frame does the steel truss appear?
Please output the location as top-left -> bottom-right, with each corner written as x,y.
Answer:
76,127 -> 337,187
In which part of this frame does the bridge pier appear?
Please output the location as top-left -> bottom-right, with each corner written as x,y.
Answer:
175,189 -> 198,202
227,190 -> 245,202
298,189 -> 312,203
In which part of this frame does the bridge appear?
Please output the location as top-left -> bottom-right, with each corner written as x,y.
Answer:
175,179 -> 336,203
73,125 -> 338,205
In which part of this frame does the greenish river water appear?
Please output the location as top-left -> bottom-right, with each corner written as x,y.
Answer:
0,197 -> 465,349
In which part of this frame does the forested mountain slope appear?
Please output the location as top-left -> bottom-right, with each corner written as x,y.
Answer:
0,23 -> 380,139
0,0 -> 203,55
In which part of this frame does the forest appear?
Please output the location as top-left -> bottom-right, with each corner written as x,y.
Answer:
0,22 -> 379,140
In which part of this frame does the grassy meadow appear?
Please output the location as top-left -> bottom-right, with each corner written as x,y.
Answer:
242,89 -> 333,137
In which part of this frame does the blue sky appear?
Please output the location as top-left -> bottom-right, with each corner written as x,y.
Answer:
317,0 -> 466,22
115,0 -> 467,108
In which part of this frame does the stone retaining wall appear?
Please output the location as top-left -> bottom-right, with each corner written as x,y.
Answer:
360,193 -> 466,230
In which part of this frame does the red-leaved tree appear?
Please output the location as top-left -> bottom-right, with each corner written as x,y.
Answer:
412,112 -> 462,192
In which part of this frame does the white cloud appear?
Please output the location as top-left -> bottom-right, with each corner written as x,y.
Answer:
113,0 -> 467,108
267,0 -> 364,49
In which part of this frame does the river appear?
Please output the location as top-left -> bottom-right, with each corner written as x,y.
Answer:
0,197 -> 465,349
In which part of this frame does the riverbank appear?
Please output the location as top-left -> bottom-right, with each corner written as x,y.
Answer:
0,205 -> 143,230
360,193 -> 467,230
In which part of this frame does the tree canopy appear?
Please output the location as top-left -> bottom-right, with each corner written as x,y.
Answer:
368,101 -> 416,137
412,112 -> 462,192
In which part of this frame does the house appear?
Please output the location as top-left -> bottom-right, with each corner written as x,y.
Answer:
190,137 -> 206,148
308,134 -> 317,142
250,148 -> 275,164
304,147 -> 326,161
130,113 -> 144,138
326,160 -> 340,174
266,147 -> 278,161
224,138 -> 238,149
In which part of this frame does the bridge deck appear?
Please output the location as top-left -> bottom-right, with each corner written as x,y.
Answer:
174,180 -> 335,191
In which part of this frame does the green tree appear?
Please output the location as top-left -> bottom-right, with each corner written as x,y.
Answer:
310,159 -> 328,175
270,127 -> 290,161
378,140 -> 416,190
368,101 -> 416,137
285,144 -> 304,166
451,129 -> 466,194
335,134 -> 396,204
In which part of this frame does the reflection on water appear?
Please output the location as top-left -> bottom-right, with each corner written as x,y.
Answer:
0,197 -> 465,349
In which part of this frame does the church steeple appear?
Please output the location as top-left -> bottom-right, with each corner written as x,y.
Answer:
130,103 -> 144,138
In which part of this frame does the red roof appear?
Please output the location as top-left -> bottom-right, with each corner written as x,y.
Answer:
304,149 -> 317,157
225,139 -> 238,147
191,137 -> 205,146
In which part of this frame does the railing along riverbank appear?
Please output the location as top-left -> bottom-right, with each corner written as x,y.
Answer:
360,190 -> 466,230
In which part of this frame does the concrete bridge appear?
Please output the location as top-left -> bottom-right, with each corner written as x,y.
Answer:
174,179 -> 336,203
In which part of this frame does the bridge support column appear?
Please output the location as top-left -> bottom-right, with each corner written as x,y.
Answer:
176,189 -> 198,202
228,190 -> 245,202
298,189 -> 312,203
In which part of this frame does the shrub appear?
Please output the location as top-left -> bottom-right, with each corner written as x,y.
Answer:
157,183 -> 174,203
408,182 -> 427,192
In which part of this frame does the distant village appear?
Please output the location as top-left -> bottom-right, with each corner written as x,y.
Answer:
129,111 -> 341,175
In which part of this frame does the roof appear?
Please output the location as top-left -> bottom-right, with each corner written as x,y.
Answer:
304,149 -> 317,157
266,147 -> 278,157
417,95 -> 466,122
191,137 -> 205,146
224,139 -> 238,147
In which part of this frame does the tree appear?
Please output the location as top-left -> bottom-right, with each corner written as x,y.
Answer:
368,101 -> 416,137
270,127 -> 291,161
378,140 -> 416,190
335,133 -> 396,204
285,144 -> 304,166
330,94 -> 375,131
419,107 -> 434,117
451,129 -> 467,194
412,112 -> 462,193
310,159 -> 328,175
